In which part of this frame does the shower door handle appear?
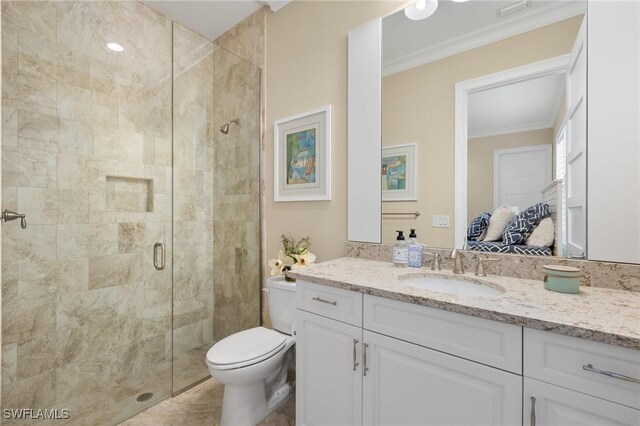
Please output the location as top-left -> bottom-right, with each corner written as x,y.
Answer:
153,242 -> 166,271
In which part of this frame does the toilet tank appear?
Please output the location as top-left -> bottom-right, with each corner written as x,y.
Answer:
267,276 -> 296,335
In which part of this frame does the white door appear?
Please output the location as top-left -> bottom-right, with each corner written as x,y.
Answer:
524,378 -> 640,426
362,330 -> 521,426
493,144 -> 552,210
296,310 -> 363,426
565,19 -> 587,259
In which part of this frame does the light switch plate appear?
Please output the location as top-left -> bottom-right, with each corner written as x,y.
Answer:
432,215 -> 450,228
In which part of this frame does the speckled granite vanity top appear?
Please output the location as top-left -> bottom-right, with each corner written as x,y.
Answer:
288,257 -> 640,350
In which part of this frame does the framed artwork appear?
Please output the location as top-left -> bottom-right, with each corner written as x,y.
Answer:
274,106 -> 331,201
382,143 -> 417,201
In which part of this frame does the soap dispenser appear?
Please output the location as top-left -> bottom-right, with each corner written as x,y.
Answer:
393,230 -> 408,268
408,229 -> 418,245
408,229 -> 422,268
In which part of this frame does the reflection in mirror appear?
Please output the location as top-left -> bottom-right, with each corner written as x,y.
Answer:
467,71 -> 564,256
380,0 -> 586,260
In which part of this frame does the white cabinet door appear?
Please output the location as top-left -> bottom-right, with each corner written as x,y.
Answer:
362,331 -> 521,426
296,309 -> 363,426
524,378 -> 640,426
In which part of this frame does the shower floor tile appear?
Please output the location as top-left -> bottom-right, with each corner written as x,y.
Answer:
119,378 -> 295,426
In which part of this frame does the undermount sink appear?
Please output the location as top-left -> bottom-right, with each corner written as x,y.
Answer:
399,274 -> 505,297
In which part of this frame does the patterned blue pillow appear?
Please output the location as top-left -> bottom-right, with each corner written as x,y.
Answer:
502,203 -> 550,245
467,212 -> 491,241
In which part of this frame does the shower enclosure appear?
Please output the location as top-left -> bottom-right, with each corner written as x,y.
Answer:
1,1 -> 261,424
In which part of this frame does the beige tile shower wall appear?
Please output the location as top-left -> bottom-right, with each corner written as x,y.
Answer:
2,1 -> 173,424
215,7 -> 271,326
215,7 -> 266,69
211,48 -> 261,340
213,10 -> 266,328
171,23 -> 215,393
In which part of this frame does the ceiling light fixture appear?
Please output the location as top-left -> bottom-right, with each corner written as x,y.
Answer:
450,0 -> 469,3
405,0 -> 439,20
107,42 -> 124,52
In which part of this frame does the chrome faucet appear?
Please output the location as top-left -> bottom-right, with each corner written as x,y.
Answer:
450,249 -> 465,274
424,252 -> 442,271
475,257 -> 498,277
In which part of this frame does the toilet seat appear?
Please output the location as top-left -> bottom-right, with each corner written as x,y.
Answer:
207,327 -> 288,370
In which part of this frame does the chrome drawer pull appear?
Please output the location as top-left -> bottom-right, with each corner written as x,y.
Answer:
353,338 -> 359,371
363,343 -> 369,376
530,397 -> 536,426
582,364 -> 640,384
312,296 -> 337,306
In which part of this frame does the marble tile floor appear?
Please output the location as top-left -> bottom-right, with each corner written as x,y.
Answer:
120,378 -> 295,426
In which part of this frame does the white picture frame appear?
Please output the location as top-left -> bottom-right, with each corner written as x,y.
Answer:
381,143 -> 417,202
274,106 -> 331,202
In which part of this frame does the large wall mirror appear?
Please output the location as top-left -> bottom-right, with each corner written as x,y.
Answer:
380,0 -> 586,259
348,0 -> 640,263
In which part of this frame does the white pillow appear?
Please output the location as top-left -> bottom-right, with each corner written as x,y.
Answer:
525,217 -> 555,247
482,206 -> 517,241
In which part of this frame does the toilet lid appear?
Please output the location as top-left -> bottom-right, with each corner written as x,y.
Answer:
207,327 -> 287,368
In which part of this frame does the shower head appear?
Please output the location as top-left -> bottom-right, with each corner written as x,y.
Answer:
220,119 -> 240,135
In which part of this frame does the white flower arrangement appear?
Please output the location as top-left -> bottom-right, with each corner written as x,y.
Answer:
268,235 -> 316,277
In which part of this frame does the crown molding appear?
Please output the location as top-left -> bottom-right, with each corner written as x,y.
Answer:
383,1 -> 586,77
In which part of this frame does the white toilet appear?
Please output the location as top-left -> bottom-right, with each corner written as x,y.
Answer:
206,276 -> 296,426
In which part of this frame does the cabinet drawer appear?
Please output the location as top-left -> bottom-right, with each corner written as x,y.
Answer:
524,328 -> 640,410
364,294 -> 522,373
296,281 -> 363,326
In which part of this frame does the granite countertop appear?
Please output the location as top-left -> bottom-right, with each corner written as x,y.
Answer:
288,257 -> 640,350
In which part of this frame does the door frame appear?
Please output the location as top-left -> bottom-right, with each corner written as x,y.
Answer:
454,54 -> 570,247
492,144 -> 553,210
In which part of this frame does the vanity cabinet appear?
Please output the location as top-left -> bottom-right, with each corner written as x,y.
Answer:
296,281 -> 521,426
296,280 -> 640,425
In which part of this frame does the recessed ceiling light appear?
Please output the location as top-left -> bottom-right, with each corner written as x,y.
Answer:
107,42 -> 124,52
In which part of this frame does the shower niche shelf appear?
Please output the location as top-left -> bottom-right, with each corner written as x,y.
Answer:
105,175 -> 154,213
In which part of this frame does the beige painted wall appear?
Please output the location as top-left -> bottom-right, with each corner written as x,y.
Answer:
467,128 -> 554,222
381,15 -> 582,246
265,1 -> 404,264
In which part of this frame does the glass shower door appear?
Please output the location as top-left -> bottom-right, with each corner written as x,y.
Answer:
171,25 -> 262,392
171,23 -> 216,392
1,1 -> 173,423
